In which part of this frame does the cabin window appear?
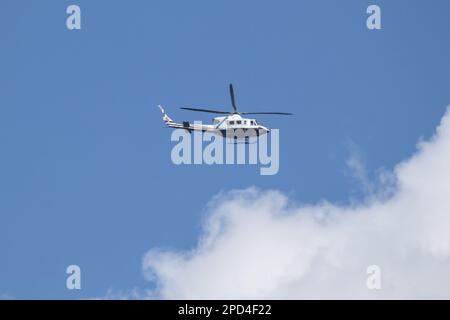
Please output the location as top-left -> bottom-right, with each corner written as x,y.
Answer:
236,120 -> 242,125
229,121 -> 235,125
243,120 -> 247,125
250,120 -> 255,125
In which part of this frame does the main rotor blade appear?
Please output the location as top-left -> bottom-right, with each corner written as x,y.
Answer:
241,112 -> 293,115
181,107 -> 230,114
229,84 -> 238,113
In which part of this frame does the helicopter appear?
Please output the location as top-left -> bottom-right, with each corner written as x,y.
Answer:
158,84 -> 292,138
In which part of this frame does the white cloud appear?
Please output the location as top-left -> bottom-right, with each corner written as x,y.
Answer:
143,107 -> 450,299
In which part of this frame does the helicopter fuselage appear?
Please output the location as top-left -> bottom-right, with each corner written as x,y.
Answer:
210,114 -> 269,137
159,107 -> 270,138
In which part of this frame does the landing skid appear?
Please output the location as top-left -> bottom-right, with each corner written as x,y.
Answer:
226,137 -> 258,145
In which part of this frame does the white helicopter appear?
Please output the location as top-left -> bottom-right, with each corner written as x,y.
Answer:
158,84 -> 292,139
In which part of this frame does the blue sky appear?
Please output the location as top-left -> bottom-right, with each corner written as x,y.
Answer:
1,0 -> 450,299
